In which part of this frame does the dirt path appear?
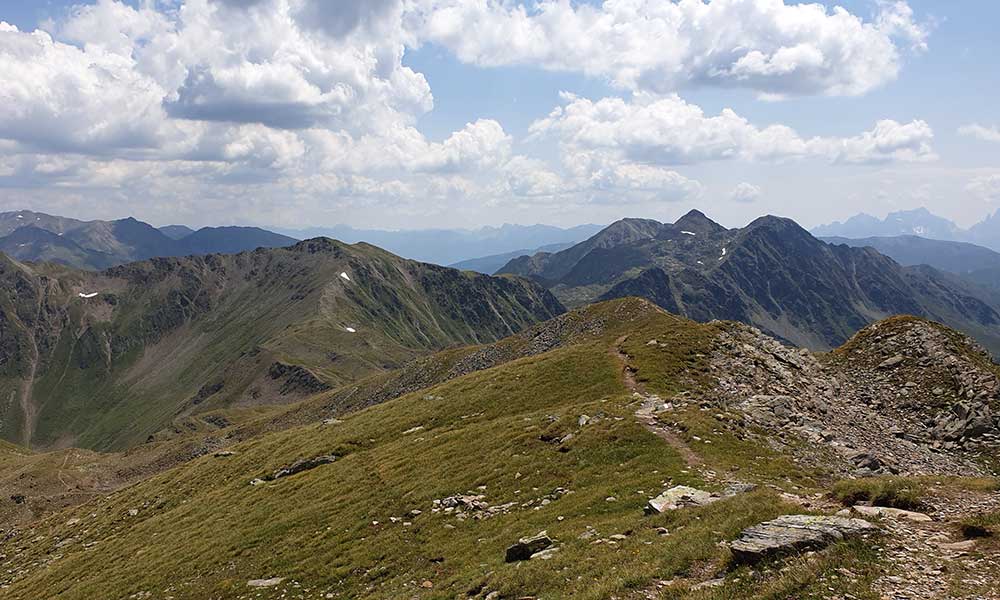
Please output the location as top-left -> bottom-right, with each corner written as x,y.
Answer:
872,489 -> 1000,599
612,336 -> 703,468
56,451 -> 74,492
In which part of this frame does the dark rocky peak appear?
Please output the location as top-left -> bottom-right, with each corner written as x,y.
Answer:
590,218 -> 665,248
739,215 -> 819,246
289,237 -> 350,257
671,209 -> 727,235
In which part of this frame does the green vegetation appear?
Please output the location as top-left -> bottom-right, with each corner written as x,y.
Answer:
0,240 -> 562,450
0,300 -> 887,600
960,510 -> 1000,539
831,477 -> 927,510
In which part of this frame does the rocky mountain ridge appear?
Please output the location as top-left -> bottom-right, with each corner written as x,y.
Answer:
0,239 -> 562,450
0,210 -> 297,270
499,210 -> 1000,355
814,206 -> 1000,253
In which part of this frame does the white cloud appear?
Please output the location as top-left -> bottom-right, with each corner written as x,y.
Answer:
968,175 -> 1000,202
529,93 -> 935,167
959,124 -> 1000,143
730,182 -> 762,203
412,0 -> 928,97
0,0 -> 938,228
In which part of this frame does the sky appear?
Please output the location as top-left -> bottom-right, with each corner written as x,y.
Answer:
0,0 -> 999,231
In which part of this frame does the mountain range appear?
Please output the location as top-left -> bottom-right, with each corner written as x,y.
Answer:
814,206 -> 1000,252
275,223 -> 605,266
500,210 -> 1000,353
0,211 -> 297,270
1,211 -> 1000,598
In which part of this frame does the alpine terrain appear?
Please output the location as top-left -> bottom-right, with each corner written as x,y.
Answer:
499,210 -> 1000,353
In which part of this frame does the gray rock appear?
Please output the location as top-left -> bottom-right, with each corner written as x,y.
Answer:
505,531 -> 552,562
878,355 -> 905,369
729,515 -> 879,564
268,454 -> 337,481
645,485 -> 717,514
247,578 -> 284,588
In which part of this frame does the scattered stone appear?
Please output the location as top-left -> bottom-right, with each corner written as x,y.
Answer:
729,515 -> 879,564
838,505 -> 933,522
937,539 -> 977,552
530,547 -> 560,560
505,531 -> 553,562
213,450 -> 236,457
878,355 -> 905,369
247,578 -> 284,588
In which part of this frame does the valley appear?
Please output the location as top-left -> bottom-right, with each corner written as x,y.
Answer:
0,218 -> 998,599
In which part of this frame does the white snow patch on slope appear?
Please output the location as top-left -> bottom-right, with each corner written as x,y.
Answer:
720,247 -> 727,259
345,326 -> 357,333
681,231 -> 696,236
16,215 -> 23,219
340,272 -> 351,281
78,292 -> 99,299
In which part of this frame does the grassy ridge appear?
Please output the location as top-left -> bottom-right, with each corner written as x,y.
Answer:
0,241 -> 563,450
0,302 -> 887,599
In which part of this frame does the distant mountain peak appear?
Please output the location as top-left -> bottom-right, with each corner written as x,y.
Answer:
812,207 -> 960,241
673,209 -> 726,235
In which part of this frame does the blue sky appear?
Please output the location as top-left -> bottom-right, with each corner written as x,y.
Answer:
1,0 -> 998,230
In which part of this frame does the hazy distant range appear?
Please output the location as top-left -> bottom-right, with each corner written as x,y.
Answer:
275,223 -> 605,267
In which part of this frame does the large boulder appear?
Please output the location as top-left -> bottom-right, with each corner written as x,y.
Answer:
505,531 -> 553,562
729,515 -> 879,565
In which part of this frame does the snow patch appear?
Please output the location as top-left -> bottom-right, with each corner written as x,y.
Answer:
345,326 -> 357,333
16,215 -> 23,219
340,272 -> 351,281
78,292 -> 99,299
720,247 -> 727,260
681,231 -> 696,236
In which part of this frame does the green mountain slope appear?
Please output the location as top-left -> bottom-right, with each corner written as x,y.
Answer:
3,299 -> 998,599
0,239 -> 563,450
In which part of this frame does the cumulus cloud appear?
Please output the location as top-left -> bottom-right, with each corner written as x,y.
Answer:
959,124 -> 1000,143
0,21 -> 176,153
730,182 -> 762,203
412,0 -> 929,97
529,93 -> 935,167
0,0 -> 937,227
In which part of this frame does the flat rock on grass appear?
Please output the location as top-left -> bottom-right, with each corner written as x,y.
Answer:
247,578 -> 285,588
729,515 -> 879,565
838,505 -> 933,522
645,485 -> 717,514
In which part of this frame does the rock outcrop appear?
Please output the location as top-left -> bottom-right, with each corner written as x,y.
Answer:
729,515 -> 879,565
